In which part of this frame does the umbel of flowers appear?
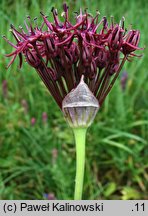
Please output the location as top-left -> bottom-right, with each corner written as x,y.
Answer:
4,3 -> 142,200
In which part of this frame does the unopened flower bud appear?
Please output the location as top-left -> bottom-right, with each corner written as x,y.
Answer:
25,50 -> 41,68
82,46 -> 91,66
122,30 -> 140,55
62,76 -> 99,128
108,25 -> 123,51
85,60 -> 97,79
95,49 -> 108,69
109,62 -> 119,75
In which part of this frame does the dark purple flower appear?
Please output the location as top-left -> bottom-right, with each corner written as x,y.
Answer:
95,49 -> 109,69
4,4 -> 142,108
122,30 -> 142,55
108,24 -> 124,51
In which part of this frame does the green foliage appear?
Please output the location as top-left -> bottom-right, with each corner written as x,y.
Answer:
0,0 -> 148,200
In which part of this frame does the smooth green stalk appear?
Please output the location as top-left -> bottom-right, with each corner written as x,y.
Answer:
73,127 -> 87,200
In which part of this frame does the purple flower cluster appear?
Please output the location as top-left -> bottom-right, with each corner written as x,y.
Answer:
4,4 -> 142,108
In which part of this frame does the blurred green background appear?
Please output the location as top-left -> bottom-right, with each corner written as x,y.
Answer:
0,0 -> 148,200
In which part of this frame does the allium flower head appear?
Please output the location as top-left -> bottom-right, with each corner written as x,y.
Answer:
4,3 -> 142,109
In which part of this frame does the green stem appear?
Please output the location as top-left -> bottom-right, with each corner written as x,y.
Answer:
73,127 -> 87,200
